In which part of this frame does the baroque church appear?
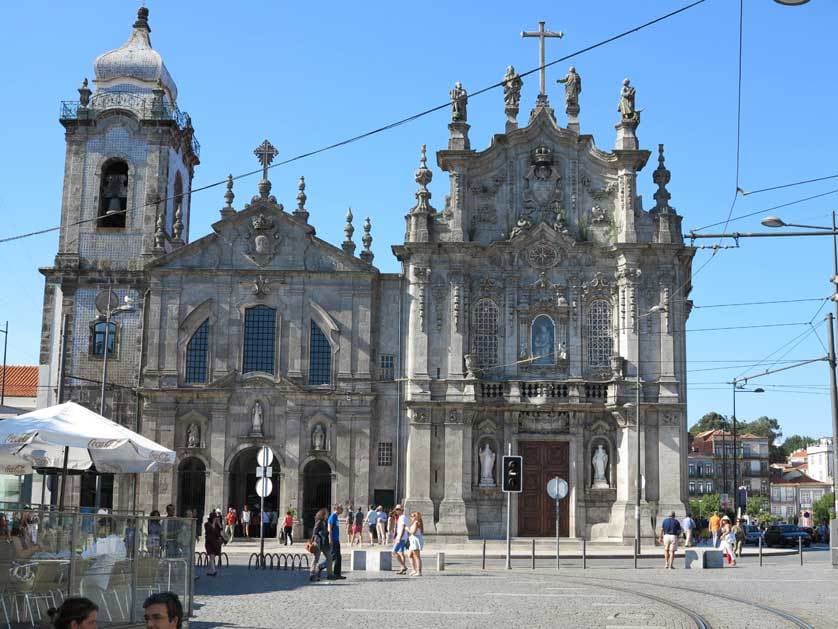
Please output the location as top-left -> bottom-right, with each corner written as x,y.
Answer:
37,8 -> 693,541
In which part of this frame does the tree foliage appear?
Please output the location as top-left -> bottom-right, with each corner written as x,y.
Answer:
746,496 -> 769,519
812,492 -> 835,524
688,411 -> 727,436
780,434 -> 817,458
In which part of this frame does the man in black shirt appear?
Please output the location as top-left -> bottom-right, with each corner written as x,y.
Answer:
658,510 -> 682,569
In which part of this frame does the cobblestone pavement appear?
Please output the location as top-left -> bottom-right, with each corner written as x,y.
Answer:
191,549 -> 838,628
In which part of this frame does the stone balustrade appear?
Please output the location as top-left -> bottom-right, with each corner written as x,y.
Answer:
476,380 -> 615,405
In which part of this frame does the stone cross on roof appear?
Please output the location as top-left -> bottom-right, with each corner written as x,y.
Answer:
521,20 -> 564,97
253,139 -> 278,181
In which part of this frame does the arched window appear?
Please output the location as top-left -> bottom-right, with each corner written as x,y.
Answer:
474,298 -> 499,370
308,321 -> 332,385
587,300 -> 612,367
531,314 -> 556,366
185,319 -> 209,384
99,160 -> 128,228
91,321 -> 116,356
242,306 -> 276,374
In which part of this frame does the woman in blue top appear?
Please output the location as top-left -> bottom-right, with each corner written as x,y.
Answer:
375,506 -> 387,545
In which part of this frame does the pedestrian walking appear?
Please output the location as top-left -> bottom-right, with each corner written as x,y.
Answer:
366,505 -> 377,546
408,511 -> 424,576
391,504 -> 408,575
345,503 -> 354,541
681,513 -> 695,547
308,508 -> 329,581
241,505 -> 251,539
204,512 -> 224,576
224,507 -> 236,543
386,509 -> 397,543
327,504 -> 346,579
709,511 -> 721,547
375,506 -> 387,545
351,507 -> 364,546
658,510 -> 682,569
719,516 -> 736,566
261,508 -> 270,538
732,518 -> 745,558
282,511 -> 294,545
147,510 -> 162,557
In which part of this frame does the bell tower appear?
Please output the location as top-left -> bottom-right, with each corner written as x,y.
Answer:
56,7 -> 199,269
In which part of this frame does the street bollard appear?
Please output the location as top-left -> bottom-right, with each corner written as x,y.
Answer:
532,539 -> 536,569
759,534 -> 763,567
482,539 -> 486,570
583,538 -> 587,570
799,536 -> 803,566
437,552 -> 445,571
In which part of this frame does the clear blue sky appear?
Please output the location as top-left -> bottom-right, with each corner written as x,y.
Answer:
1,0 -> 835,443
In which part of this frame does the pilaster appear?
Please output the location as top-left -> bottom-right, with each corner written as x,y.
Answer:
436,411 -> 468,535
404,410 -> 434,517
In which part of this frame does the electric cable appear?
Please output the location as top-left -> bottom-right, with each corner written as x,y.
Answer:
0,0 -> 708,247
741,173 -> 838,197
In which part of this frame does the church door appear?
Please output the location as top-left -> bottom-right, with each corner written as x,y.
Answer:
518,441 -> 570,536
177,457 -> 206,527
302,460 -> 332,538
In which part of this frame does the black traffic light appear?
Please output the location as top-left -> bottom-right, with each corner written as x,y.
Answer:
502,455 -> 523,493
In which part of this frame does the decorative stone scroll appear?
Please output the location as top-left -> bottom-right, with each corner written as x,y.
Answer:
517,411 -> 570,433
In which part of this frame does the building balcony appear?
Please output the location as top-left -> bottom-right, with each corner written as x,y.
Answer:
60,92 -> 200,158
476,380 -> 613,405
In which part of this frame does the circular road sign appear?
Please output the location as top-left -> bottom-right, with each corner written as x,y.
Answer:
546,477 -> 568,500
255,477 -> 273,498
257,446 -> 274,468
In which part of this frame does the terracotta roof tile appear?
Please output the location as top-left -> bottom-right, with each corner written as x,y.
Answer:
0,365 -> 38,398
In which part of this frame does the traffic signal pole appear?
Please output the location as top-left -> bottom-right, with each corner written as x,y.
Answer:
506,443 -> 512,570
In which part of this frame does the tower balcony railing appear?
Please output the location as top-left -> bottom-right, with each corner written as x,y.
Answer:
60,92 -> 200,158
476,379 -> 615,405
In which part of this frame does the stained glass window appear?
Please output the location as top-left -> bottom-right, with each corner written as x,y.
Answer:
185,319 -> 209,384
587,300 -> 612,367
308,321 -> 332,385
474,298 -> 499,369
242,306 -> 276,374
91,321 -> 116,356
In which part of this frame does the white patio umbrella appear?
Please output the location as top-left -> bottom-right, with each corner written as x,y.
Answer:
0,401 -> 175,474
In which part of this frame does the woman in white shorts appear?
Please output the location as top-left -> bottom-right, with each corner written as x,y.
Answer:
408,511 -> 425,576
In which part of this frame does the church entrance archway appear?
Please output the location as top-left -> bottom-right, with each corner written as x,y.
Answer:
228,448 -> 280,537
518,441 -> 570,536
302,460 -> 332,538
177,457 -> 206,527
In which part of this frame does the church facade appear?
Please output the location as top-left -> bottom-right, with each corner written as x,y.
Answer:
37,9 -> 693,541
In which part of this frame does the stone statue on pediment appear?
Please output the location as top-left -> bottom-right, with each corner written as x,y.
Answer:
450,82 -> 468,122
618,78 -> 638,121
557,66 -> 581,112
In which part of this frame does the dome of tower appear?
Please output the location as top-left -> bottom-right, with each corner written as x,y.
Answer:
93,8 -> 178,103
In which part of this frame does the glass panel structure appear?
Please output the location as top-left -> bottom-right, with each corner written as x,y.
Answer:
92,321 -> 116,356
587,300 -> 612,367
185,319 -> 209,383
308,321 -> 332,385
242,306 -> 276,374
474,299 -> 499,370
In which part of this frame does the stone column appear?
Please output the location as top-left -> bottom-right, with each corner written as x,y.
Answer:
284,408 -> 302,540
436,411 -> 468,535
609,411 -> 655,542
406,264 -> 430,400
207,402 -> 227,514
287,288 -> 305,379
404,410 -> 434,517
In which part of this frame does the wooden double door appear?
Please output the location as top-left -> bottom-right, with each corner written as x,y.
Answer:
518,441 -> 570,536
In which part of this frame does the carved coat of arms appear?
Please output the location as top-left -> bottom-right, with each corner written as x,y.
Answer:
243,213 -> 281,267
522,146 -> 565,229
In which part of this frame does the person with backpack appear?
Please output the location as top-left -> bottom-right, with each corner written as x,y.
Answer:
658,510 -> 682,569
732,518 -> 746,558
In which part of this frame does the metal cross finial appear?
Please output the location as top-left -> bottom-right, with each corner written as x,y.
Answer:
521,20 -> 564,96
253,140 -> 278,181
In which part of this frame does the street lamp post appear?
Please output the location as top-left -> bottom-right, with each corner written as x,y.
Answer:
96,285 -> 135,508
762,212 -> 838,517
730,382 -> 764,516
626,303 -> 667,567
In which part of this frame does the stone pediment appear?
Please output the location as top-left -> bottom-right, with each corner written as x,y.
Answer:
149,205 -> 374,273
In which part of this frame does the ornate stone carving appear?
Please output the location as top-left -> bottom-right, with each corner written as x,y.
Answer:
250,401 -> 264,436
312,423 -> 326,450
556,66 -> 581,116
521,146 -> 566,230
433,285 -> 447,331
592,443 -> 609,488
447,410 -> 463,424
526,243 -> 559,269
243,214 -> 281,267
503,66 -> 523,124
588,181 -> 617,201
591,205 -> 609,225
450,82 -> 468,122
478,441 -> 496,487
250,275 -> 271,297
411,410 -> 431,425
517,411 -> 570,433
452,283 -> 462,331
661,412 -> 680,427
464,353 -> 478,379
618,78 -> 639,122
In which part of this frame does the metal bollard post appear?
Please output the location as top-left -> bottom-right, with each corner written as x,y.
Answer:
437,552 -> 445,572
482,539 -> 486,571
759,534 -> 763,567
799,536 -> 803,566
532,539 -> 535,569
583,538 -> 587,570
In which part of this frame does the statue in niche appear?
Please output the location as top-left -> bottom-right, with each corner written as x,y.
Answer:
592,444 -> 609,488
312,424 -> 326,451
450,82 -> 468,122
479,442 -> 496,487
557,66 -> 582,110
531,316 -> 555,366
186,423 -> 200,449
464,353 -> 478,379
557,341 -> 568,361
251,401 -> 264,435
618,78 -> 638,121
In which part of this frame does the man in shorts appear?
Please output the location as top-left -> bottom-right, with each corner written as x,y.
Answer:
391,504 -> 408,574
659,510 -> 682,569
366,505 -> 377,546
